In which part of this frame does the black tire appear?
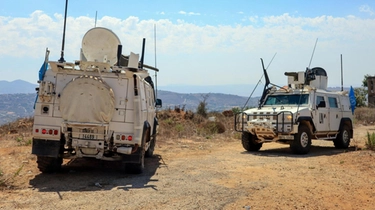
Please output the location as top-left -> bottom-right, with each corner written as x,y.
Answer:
241,132 -> 263,151
125,152 -> 145,174
334,125 -> 351,149
290,125 -> 311,154
36,156 -> 62,173
145,136 -> 156,158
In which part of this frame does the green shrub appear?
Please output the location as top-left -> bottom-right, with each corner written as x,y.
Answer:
366,132 -> 375,150
197,94 -> 209,118
231,107 -> 241,115
0,169 -> 5,187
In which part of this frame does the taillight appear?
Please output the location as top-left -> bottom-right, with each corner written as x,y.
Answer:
53,130 -> 58,135
128,135 -> 132,141
42,129 -> 47,134
35,129 -> 39,133
48,129 -> 53,135
121,135 -> 126,140
116,135 -> 120,140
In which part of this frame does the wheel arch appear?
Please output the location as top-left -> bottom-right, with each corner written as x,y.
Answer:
296,116 -> 315,133
152,117 -> 158,136
142,121 -> 151,144
339,118 -> 353,138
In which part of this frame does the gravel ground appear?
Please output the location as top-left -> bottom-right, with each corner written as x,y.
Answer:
1,125 -> 375,210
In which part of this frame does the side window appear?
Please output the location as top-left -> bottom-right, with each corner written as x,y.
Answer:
148,88 -> 154,108
328,97 -> 338,108
316,96 -> 326,107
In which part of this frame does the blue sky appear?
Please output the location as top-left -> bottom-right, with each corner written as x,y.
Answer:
1,0 -> 375,96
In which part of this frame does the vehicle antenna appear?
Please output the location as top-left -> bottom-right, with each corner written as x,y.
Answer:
95,11 -> 97,27
58,0 -> 68,63
154,24 -> 158,98
140,38 -> 146,69
308,38 -> 318,68
242,53 -> 277,111
341,54 -> 343,91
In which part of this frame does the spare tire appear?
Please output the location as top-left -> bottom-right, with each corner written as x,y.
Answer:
60,75 -> 115,123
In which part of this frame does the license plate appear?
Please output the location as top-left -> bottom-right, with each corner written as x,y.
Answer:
81,128 -> 96,139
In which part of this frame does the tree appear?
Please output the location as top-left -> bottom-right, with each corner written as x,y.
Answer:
362,74 -> 372,88
354,87 -> 367,107
197,94 -> 209,118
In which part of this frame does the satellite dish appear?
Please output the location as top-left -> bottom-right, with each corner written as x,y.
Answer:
81,27 -> 121,66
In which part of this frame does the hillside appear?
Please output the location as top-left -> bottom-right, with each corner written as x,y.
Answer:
0,93 -> 36,125
157,90 -> 258,111
0,91 -> 256,125
0,80 -> 37,94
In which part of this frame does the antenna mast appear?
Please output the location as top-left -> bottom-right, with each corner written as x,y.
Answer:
308,38 -> 318,68
95,11 -> 97,27
154,24 -> 158,98
341,54 -> 343,91
58,0 -> 68,63
242,53 -> 277,110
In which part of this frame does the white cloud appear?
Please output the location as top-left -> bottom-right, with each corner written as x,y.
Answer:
178,11 -> 200,16
188,12 -> 200,16
1,11 -> 375,88
359,5 -> 374,16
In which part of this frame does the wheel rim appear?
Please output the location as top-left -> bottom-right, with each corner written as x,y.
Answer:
343,130 -> 349,144
300,132 -> 309,148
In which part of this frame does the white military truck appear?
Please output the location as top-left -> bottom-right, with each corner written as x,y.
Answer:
235,60 -> 354,154
32,27 -> 162,173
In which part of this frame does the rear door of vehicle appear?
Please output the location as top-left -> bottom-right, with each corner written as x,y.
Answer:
327,95 -> 341,131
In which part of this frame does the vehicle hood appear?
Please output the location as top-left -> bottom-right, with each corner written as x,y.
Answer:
243,106 -> 310,115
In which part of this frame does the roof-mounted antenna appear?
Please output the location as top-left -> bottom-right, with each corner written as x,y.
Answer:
154,24 -> 158,98
58,0 -> 68,63
308,38 -> 318,69
341,54 -> 344,91
95,11 -> 97,27
139,38 -> 146,69
241,53 -> 277,110
258,56 -> 288,109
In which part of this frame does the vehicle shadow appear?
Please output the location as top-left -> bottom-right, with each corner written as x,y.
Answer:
29,154 -> 165,192
241,144 -> 358,158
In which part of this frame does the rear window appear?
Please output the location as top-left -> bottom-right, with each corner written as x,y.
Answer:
328,97 -> 338,108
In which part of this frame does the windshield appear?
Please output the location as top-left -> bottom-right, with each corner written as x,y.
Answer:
264,94 -> 309,106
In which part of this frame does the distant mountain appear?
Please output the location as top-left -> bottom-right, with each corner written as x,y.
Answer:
158,84 -> 263,97
157,90 -> 259,111
0,93 -> 36,125
0,80 -> 353,125
0,80 -> 37,94
0,91 -> 257,125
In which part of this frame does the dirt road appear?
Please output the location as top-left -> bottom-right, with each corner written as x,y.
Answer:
1,125 -> 375,210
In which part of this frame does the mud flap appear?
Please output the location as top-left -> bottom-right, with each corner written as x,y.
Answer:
121,149 -> 142,163
32,138 -> 61,157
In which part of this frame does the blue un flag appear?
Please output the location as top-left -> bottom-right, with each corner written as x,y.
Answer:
38,61 -> 48,81
34,61 -> 48,109
349,86 -> 356,115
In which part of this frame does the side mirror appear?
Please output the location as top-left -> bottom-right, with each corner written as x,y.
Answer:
156,98 -> 162,108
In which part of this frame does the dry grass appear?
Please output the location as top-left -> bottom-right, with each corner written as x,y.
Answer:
0,117 -> 33,137
157,108 -> 237,141
0,117 -> 34,189
354,107 -> 375,125
1,107 -> 375,188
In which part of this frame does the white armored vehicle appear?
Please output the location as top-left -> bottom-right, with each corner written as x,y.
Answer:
32,27 -> 162,173
235,60 -> 354,154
